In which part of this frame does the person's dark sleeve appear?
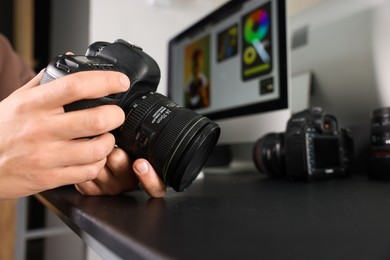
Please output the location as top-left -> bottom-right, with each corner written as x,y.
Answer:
0,34 -> 36,100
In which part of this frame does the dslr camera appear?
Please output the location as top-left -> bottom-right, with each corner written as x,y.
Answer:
253,107 -> 353,180
41,39 -> 220,191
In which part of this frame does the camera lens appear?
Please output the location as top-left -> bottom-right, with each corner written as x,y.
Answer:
369,107 -> 390,179
115,92 -> 220,191
253,133 -> 286,177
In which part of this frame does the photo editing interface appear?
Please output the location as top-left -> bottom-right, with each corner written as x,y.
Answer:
168,0 -> 287,120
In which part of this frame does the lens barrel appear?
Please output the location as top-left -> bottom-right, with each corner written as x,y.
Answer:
369,107 -> 390,179
116,92 -> 220,191
253,133 -> 286,177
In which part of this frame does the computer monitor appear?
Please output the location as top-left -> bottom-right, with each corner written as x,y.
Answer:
167,0 -> 291,169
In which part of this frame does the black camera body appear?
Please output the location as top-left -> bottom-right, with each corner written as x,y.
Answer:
41,39 -> 220,192
253,107 -> 353,180
41,39 -> 160,110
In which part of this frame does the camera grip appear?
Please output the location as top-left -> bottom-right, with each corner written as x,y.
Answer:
41,67 -> 121,112
63,97 -> 120,112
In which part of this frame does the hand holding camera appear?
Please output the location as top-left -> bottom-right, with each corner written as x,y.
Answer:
41,39 -> 220,192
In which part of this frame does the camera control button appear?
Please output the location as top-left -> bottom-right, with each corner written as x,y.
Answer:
56,60 -> 71,73
64,59 -> 79,69
137,128 -> 156,149
115,39 -> 143,51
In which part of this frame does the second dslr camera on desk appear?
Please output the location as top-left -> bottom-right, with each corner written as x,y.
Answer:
253,107 -> 354,180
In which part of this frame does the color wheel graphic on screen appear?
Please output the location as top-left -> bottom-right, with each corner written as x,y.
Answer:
245,9 -> 270,63
241,3 -> 272,81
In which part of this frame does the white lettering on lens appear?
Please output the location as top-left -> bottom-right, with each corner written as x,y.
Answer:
152,106 -> 171,124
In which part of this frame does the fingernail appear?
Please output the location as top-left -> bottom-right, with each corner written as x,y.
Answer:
135,161 -> 149,175
120,74 -> 130,89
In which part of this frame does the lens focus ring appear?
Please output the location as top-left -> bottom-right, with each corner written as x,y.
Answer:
117,92 -> 164,152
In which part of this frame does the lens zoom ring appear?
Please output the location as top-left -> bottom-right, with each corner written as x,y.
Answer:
119,93 -> 163,153
153,109 -> 201,181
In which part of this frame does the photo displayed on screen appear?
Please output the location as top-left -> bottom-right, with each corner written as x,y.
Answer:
184,36 -> 211,109
169,0 -> 285,119
217,24 -> 238,63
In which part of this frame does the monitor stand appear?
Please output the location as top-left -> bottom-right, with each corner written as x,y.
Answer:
202,72 -> 313,175
291,71 -> 312,113
203,143 -> 257,174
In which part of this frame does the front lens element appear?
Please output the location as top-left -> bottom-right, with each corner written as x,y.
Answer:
116,92 -> 220,191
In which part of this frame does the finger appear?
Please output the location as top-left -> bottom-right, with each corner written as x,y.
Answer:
44,133 -> 115,168
88,166 -> 124,195
105,148 -> 139,189
93,148 -> 139,194
75,180 -> 103,196
78,165 -> 137,196
75,148 -> 140,196
38,158 -> 107,191
33,71 -> 130,109
106,147 -> 132,173
133,159 -> 166,198
12,70 -> 43,94
49,105 -> 125,139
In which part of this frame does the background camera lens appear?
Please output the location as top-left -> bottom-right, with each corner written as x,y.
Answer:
115,92 -> 220,191
368,107 -> 390,179
253,133 -> 286,177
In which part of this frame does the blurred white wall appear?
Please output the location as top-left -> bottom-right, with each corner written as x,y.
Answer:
89,0 -> 229,95
56,0 -> 335,96
50,0 -> 90,58
372,1 -> 390,106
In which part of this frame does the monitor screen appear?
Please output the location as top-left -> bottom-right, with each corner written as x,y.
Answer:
168,0 -> 290,145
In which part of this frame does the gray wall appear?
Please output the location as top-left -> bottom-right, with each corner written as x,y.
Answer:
88,0 -> 229,95
50,0 -> 90,58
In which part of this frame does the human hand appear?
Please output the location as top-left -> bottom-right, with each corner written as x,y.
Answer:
75,147 -> 166,198
62,52 -> 166,198
0,70 -> 129,199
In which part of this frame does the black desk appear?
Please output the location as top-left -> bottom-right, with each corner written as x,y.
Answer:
36,171 -> 390,260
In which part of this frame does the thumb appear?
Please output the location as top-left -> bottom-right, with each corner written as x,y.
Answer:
133,159 -> 166,198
